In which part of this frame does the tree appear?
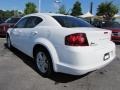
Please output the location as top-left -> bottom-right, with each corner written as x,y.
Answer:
58,5 -> 66,14
0,10 -> 5,18
96,1 -> 119,20
71,1 -> 82,16
0,10 -> 22,20
24,2 -> 37,15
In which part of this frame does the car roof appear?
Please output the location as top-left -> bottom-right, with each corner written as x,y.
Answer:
21,13 -> 75,27
23,13 -> 69,18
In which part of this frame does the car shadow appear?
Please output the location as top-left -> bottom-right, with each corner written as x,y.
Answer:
4,43 -> 91,83
0,36 -> 6,38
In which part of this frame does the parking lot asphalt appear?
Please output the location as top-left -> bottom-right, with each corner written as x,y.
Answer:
0,38 -> 120,90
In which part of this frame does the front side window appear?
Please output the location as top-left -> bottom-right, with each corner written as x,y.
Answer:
52,16 -> 92,28
14,16 -> 43,28
14,18 -> 28,28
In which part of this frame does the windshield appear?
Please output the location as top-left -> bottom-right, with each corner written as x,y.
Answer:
0,20 -> 3,23
0,19 -> 3,24
5,18 -> 20,23
52,16 -> 93,28
102,21 -> 120,28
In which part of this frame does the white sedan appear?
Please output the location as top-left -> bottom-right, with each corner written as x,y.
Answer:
7,13 -> 116,76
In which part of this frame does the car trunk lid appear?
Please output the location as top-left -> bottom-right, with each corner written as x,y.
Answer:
66,27 -> 112,46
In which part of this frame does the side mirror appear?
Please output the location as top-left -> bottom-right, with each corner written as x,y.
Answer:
9,25 -> 15,28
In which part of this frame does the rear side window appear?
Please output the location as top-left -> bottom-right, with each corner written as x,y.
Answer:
25,16 -> 43,28
52,16 -> 92,28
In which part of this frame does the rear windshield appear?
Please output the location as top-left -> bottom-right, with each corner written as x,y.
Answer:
5,18 -> 20,23
52,16 -> 92,28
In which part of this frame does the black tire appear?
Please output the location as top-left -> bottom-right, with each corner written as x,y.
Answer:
34,48 -> 53,77
6,35 -> 12,49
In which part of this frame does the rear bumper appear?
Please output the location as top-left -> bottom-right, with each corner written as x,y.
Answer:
0,33 -> 6,37
0,26 -> 8,37
55,41 -> 116,75
57,55 -> 115,75
0,31 -> 7,37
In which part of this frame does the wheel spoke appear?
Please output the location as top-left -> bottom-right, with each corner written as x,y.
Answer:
42,54 -> 47,61
36,52 -> 48,73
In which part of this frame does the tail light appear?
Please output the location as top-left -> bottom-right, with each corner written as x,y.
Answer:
65,33 -> 89,46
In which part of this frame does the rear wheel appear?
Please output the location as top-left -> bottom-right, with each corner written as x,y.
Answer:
34,48 -> 53,77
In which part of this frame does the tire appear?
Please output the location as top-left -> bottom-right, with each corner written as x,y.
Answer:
34,48 -> 53,77
6,35 -> 12,49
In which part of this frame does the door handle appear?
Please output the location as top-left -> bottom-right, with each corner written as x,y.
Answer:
31,31 -> 38,35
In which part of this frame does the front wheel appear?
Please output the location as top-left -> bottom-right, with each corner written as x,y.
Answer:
6,35 -> 12,49
35,48 -> 53,77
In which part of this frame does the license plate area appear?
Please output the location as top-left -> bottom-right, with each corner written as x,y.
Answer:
103,52 -> 110,61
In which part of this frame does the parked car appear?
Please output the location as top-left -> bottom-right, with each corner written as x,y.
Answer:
102,21 -> 120,43
7,13 -> 116,76
0,18 -> 4,24
0,17 -> 20,36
